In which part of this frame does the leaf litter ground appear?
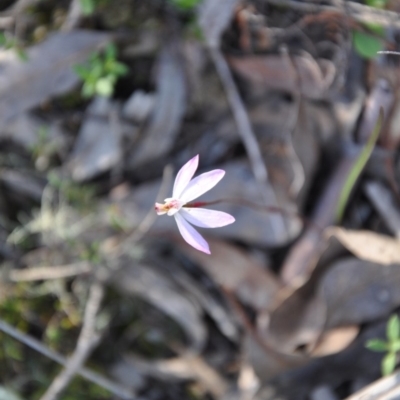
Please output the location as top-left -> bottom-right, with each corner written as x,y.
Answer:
0,1 -> 400,399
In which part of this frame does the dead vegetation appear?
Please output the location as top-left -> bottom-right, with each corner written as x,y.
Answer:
0,0 -> 400,399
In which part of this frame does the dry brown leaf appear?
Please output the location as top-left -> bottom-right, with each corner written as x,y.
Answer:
162,257 -> 239,341
320,257 -> 400,327
263,255 -> 400,358
310,325 -> 359,357
179,239 -> 281,311
68,97 -> 122,181
130,42 -> 186,167
245,334 -> 308,381
259,283 -> 327,354
228,54 -> 335,99
0,30 -> 109,125
326,227 -> 400,265
111,262 -> 207,353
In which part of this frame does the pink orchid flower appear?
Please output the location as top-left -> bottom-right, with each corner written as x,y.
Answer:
155,155 -> 235,254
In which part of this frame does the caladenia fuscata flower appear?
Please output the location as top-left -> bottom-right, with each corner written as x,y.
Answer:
155,155 -> 235,254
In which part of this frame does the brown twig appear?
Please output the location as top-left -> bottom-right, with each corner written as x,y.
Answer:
0,318 -> 134,399
39,281 -> 105,400
8,261 -> 92,282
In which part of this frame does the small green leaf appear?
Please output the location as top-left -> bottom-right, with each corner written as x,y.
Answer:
353,30 -> 383,59
82,82 -> 96,98
366,0 -> 389,9
74,65 -> 90,79
80,0 -> 96,15
0,33 -> 7,46
382,352 -> 397,376
390,340 -> 400,353
105,43 -> 117,60
387,315 -> 400,342
111,62 -> 128,76
336,109 -> 383,221
366,339 -> 389,352
170,0 -> 201,10
365,22 -> 384,36
95,77 -> 113,97
16,48 -> 28,62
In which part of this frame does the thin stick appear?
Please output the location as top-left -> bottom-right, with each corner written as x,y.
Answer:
209,48 -> 268,188
378,51 -> 400,55
39,281 -> 105,400
61,0 -> 83,32
0,319 -> 134,399
208,47 -> 287,239
9,261 -> 92,282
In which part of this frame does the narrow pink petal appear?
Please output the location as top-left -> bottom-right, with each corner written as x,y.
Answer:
180,169 -> 225,203
174,213 -> 210,254
173,155 -> 199,198
180,208 -> 235,228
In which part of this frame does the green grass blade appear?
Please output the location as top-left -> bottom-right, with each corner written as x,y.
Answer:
335,109 -> 383,222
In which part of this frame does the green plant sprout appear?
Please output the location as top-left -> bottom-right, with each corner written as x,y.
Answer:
168,0 -> 202,11
366,314 -> 400,376
30,126 -> 58,171
352,0 -> 389,58
79,0 -> 108,16
335,110 -> 382,221
47,171 -> 96,209
74,43 -> 128,98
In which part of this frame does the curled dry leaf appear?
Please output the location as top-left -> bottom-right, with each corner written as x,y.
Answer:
228,54 -> 336,100
258,281 -> 327,355
262,254 -> 400,358
0,30 -> 109,125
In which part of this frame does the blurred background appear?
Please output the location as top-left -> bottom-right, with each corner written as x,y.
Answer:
0,0 -> 400,399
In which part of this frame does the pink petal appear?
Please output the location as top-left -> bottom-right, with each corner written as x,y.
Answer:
173,155 -> 199,198
180,169 -> 225,203
180,208 -> 235,228
174,213 -> 210,254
